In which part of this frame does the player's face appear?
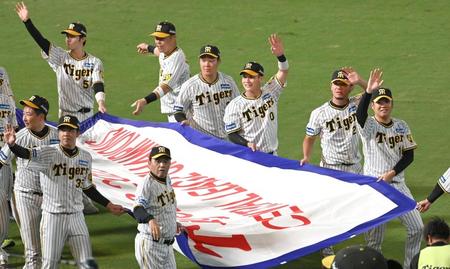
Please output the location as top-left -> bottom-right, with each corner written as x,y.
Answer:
23,106 -> 44,131
371,98 -> 393,120
58,127 -> 79,149
65,34 -> 85,51
149,157 -> 171,178
154,36 -> 176,54
331,81 -> 352,101
241,73 -> 263,92
199,56 -> 219,78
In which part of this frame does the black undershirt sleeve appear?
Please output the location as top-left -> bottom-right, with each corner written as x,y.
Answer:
93,82 -> 105,94
83,186 -> 110,207
133,206 -> 154,223
228,132 -> 249,147
356,92 -> 372,128
427,183 -> 444,203
174,112 -> 187,122
23,19 -> 51,55
393,149 -> 414,175
8,144 -> 31,159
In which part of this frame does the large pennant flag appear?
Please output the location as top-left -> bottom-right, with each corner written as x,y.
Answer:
16,111 -> 416,268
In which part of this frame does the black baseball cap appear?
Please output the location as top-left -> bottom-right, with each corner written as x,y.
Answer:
322,245 -> 388,269
240,61 -> 264,77
20,95 -> 49,115
150,21 -> 176,38
199,45 -> 220,58
57,115 -> 80,130
61,22 -> 87,37
149,146 -> 171,160
331,70 -> 351,85
371,87 -> 393,103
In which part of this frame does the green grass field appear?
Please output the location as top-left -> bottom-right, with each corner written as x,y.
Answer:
1,0 -> 449,268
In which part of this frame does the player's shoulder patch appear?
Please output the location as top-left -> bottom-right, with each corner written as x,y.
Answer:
83,62 -> 95,69
348,103 -> 357,113
225,122 -> 237,131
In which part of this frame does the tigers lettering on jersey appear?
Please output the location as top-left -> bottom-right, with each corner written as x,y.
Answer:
325,113 -> 357,133
242,94 -> 275,122
63,63 -> 93,80
195,89 -> 233,106
52,163 -> 89,179
0,105 -> 13,119
157,189 -> 176,207
0,79 -> 3,86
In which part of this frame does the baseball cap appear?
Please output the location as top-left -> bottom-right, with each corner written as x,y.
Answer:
322,245 -> 388,269
61,22 -> 87,36
199,45 -> 220,58
150,21 -> 176,38
57,115 -> 80,130
20,95 -> 49,115
331,70 -> 351,86
371,87 -> 393,103
240,61 -> 264,77
149,146 -> 171,160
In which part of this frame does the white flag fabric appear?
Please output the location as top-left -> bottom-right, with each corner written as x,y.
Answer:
15,111 -> 416,268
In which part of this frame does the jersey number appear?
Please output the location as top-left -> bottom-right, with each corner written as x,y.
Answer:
75,178 -> 83,188
82,80 -> 90,89
269,112 -> 274,121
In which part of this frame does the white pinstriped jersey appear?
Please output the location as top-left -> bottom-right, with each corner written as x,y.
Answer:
438,167 -> 450,193
0,94 -> 18,148
306,96 -> 361,165
359,117 -> 417,183
174,72 -> 239,139
0,67 -> 15,98
26,145 -> 93,213
0,126 -> 59,192
135,174 -> 177,239
158,48 -> 190,114
42,44 -> 104,114
224,77 -> 284,153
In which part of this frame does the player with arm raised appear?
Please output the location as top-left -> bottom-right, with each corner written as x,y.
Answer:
356,69 -> 423,269
224,34 -> 288,154
174,45 -> 239,139
0,95 -> 58,268
3,115 -> 124,269
131,21 -> 190,122
15,2 -> 107,122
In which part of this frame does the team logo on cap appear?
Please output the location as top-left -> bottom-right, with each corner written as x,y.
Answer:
156,25 -> 162,31
68,23 -> 75,30
204,46 -> 212,53
158,147 -> 166,153
63,116 -> 71,123
337,71 -> 345,78
378,88 -> 386,94
245,63 -> 253,69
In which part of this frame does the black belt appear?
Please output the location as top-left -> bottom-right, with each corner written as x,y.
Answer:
340,163 -> 355,166
153,238 -> 175,245
18,190 -> 43,196
77,107 -> 91,113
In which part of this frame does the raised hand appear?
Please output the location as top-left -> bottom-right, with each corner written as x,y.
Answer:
3,124 -> 17,146
15,2 -> 29,22
341,66 -> 365,87
136,43 -> 149,54
366,68 -> 383,94
268,34 -> 284,57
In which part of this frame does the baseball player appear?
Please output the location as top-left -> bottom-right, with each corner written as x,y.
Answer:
174,45 -> 239,139
0,95 -> 59,269
131,21 -> 190,122
299,68 -> 367,257
15,2 -> 107,123
3,115 -> 124,269
223,34 -> 288,154
417,167 -> 450,213
0,67 -> 18,266
133,146 -> 182,269
356,69 -> 423,269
